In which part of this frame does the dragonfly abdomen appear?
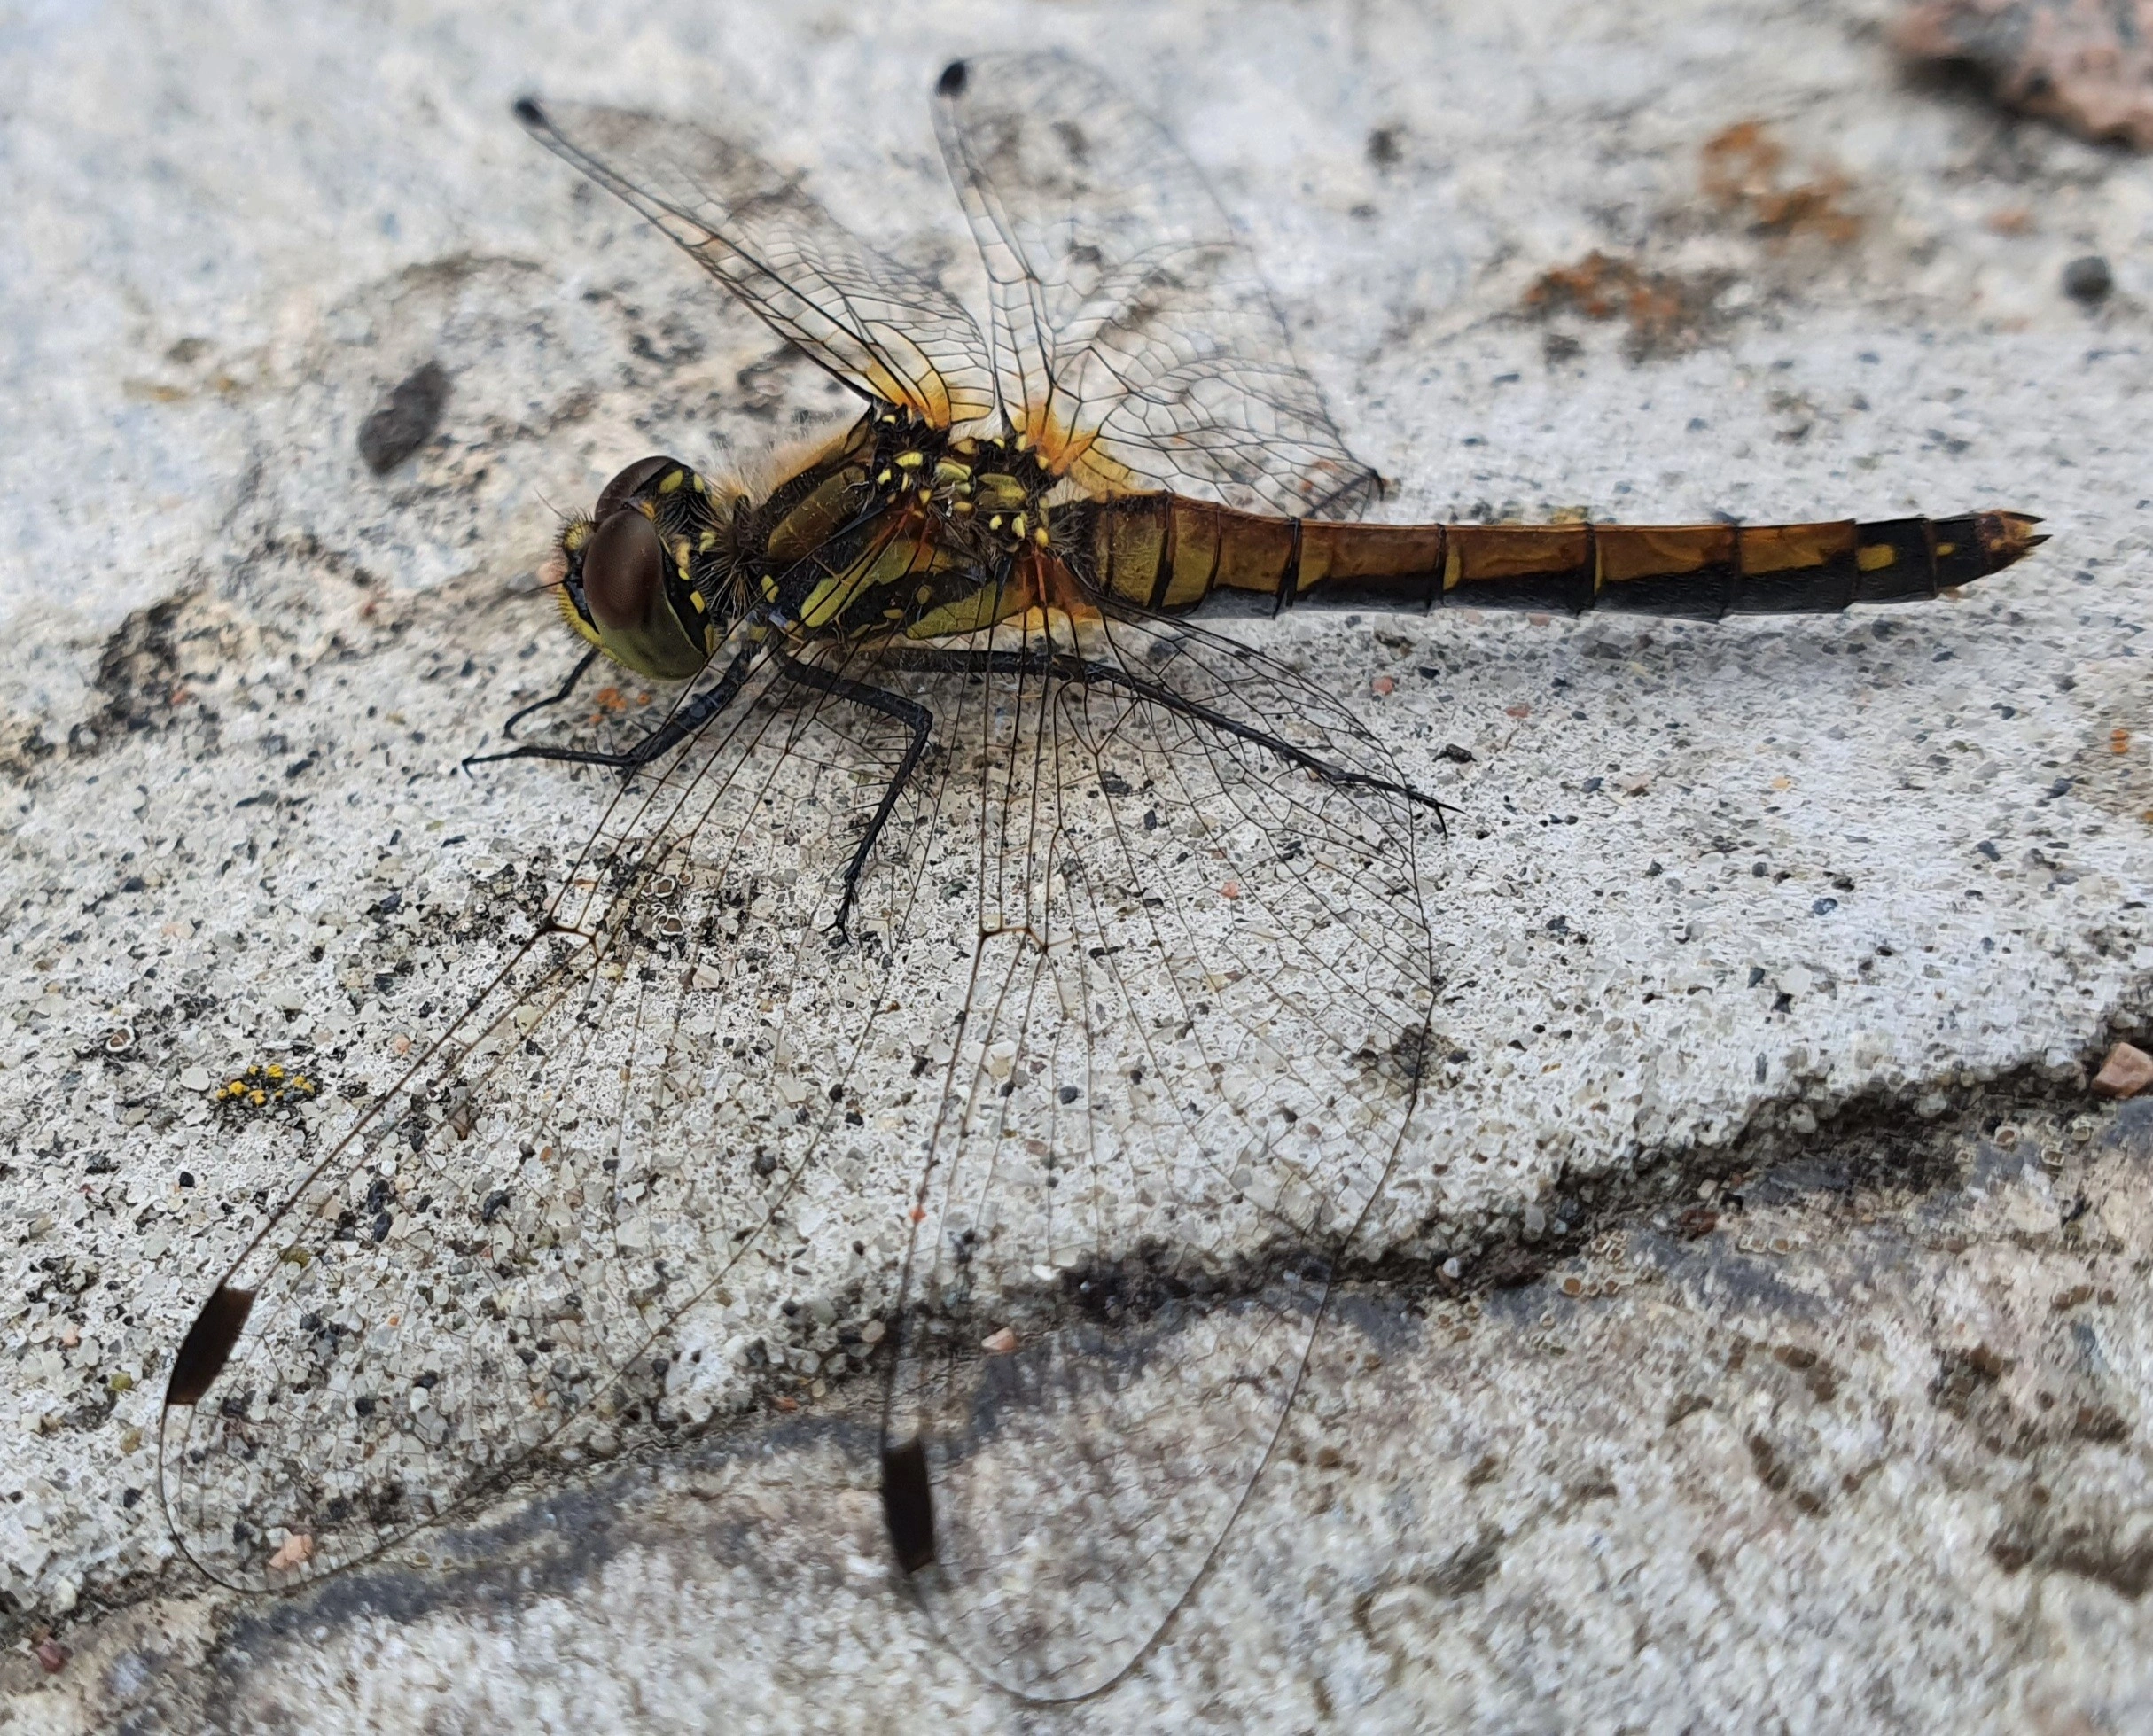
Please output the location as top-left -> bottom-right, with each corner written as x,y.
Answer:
1088,495 -> 2042,621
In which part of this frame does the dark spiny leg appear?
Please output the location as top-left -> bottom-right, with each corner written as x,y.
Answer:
887,644 -> 1454,832
494,645 -> 603,745
462,643 -> 760,775
769,650 -> 934,939
1078,654 -> 1452,826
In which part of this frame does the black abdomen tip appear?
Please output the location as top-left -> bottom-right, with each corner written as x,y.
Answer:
937,60 -> 969,98
512,97 -> 546,128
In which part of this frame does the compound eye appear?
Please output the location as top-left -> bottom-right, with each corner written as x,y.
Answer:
594,455 -> 681,523
581,510 -> 666,635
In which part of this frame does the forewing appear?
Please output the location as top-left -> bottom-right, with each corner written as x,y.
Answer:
933,52 -> 1379,516
160,650 -> 922,1589
879,601 -> 1435,1699
520,98 -> 998,429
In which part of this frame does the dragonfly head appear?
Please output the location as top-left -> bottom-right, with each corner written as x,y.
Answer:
550,455 -> 734,681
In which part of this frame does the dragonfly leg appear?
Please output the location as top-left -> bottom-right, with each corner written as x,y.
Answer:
461,643 -> 761,774
768,650 -> 933,939
494,645 -> 603,745
890,645 -> 1456,834
1070,654 -> 1456,831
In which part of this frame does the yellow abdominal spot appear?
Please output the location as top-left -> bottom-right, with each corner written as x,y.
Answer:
1857,543 -> 1896,571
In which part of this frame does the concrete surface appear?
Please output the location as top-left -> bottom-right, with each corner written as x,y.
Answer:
4,0 -> 2151,1728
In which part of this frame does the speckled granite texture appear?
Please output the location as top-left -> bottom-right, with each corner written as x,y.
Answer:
3,0 -> 2149,1728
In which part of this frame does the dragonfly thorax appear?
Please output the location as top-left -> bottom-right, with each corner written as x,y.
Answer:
556,407 -> 1071,681
856,403 -> 1057,552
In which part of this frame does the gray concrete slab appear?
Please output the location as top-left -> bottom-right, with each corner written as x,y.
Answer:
4,0 -> 2150,1728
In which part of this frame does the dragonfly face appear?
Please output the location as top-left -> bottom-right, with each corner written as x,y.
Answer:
551,454 -> 729,681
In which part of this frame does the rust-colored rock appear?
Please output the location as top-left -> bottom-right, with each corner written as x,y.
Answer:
2092,1040 -> 2153,1098
1897,0 -> 2153,149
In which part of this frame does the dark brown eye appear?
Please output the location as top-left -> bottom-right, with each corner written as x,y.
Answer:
595,455 -> 682,523
581,510 -> 666,634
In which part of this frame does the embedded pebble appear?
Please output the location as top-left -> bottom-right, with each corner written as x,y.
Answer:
2093,1042 -> 2153,1099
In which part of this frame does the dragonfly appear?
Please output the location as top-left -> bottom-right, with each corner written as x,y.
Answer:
160,51 -> 2041,1702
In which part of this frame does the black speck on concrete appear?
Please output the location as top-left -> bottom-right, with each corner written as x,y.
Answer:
2063,256 -> 2112,304
359,361 -> 451,474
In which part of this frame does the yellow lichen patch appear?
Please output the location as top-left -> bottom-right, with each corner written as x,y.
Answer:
211,1062 -> 321,1117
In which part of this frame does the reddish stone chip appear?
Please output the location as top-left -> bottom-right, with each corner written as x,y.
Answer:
2092,1040 -> 2153,1099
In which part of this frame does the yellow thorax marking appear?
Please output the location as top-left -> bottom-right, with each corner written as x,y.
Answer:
800,530 -> 920,629
908,577 -> 1030,639
975,472 -> 1027,510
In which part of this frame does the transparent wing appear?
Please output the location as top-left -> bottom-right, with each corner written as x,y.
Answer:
933,52 -> 1380,517
159,649 -> 924,1589
519,98 -> 999,430
878,595 -> 1435,1700
160,582 -> 1434,1692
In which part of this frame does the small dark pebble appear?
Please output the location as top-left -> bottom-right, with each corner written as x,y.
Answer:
2063,256 -> 2112,304
2048,777 -> 2073,799
358,361 -> 451,474
1812,898 -> 1838,915
177,1171 -> 195,1188
1438,743 -> 1476,764
1977,839 -> 2001,861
